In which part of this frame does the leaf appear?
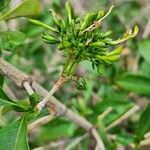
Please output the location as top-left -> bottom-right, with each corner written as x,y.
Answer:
0,87 -> 18,106
29,92 -> 40,108
108,26 -> 138,45
138,39 -> 150,64
35,119 -> 76,142
0,74 -> 4,87
0,31 -> 26,51
136,103 -> 150,141
116,133 -> 134,145
0,0 -> 41,20
116,74 -> 150,95
0,88 -> 31,112
0,0 -> 11,12
0,116 -> 30,150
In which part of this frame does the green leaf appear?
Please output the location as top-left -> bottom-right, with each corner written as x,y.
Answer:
116,133 -> 134,145
0,74 -> 4,87
29,92 -> 40,108
0,87 -> 18,106
138,39 -> 150,64
0,116 -> 30,150
116,74 -> 150,95
136,103 -> 150,141
0,88 -> 31,112
35,119 -> 76,142
0,0 -> 11,12
0,31 -> 26,51
0,0 -> 41,20
109,26 -> 138,45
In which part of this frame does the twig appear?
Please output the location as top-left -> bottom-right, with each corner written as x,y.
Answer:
33,139 -> 70,150
65,134 -> 88,150
28,113 -> 55,131
3,84 -> 17,100
106,105 -> 139,131
82,5 -> 114,33
144,132 -> 150,139
140,138 -> 150,147
36,76 -> 68,111
23,81 -> 34,96
0,57 -> 105,150
131,138 -> 150,148
98,107 -> 113,120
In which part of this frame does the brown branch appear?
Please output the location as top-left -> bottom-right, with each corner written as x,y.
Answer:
28,114 -> 55,131
0,57 -> 105,150
106,105 -> 139,131
36,76 -> 68,111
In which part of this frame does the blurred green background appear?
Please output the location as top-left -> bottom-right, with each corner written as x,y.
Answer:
0,0 -> 150,149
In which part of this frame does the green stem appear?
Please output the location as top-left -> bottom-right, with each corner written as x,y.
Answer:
135,143 -> 140,150
62,58 -> 79,77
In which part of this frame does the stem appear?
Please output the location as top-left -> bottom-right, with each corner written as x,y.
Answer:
23,81 -> 34,96
62,58 -> 79,77
106,105 -> 139,131
36,76 -> 68,111
28,113 -> 55,131
0,57 -> 105,150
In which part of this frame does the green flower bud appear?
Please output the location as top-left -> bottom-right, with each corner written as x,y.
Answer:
49,9 -> 61,27
29,18 -> 58,32
63,41 -> 72,48
108,25 -> 138,45
106,46 -> 123,56
65,0 -> 72,25
106,55 -> 120,62
96,10 -> 105,20
58,43 -> 64,50
42,32 -> 58,44
99,30 -> 112,38
90,41 -> 105,47
58,41 -> 72,49
97,64 -> 104,74
103,38 -> 113,44
75,78 -> 87,90
97,55 -> 120,62
80,12 -> 97,31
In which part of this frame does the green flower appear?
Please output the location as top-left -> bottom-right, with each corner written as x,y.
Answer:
29,0 -> 138,81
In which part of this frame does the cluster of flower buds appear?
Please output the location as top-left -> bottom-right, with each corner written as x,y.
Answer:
29,0 -> 138,89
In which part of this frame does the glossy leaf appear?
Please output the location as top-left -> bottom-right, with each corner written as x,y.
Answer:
138,39 -> 150,64
0,31 -> 26,51
0,116 -> 29,150
116,74 -> 150,95
0,0 -> 41,20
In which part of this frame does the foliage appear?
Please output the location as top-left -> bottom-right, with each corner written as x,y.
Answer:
0,0 -> 150,150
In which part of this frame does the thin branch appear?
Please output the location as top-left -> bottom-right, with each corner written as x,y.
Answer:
144,132 -> 150,139
3,84 -> 17,100
140,138 -> 150,147
0,57 -> 105,150
36,76 -> 68,111
28,113 -> 55,131
65,134 -> 88,150
98,107 -> 113,120
106,105 -> 139,131
23,81 -> 34,96
33,139 -> 70,150
82,5 -> 114,33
